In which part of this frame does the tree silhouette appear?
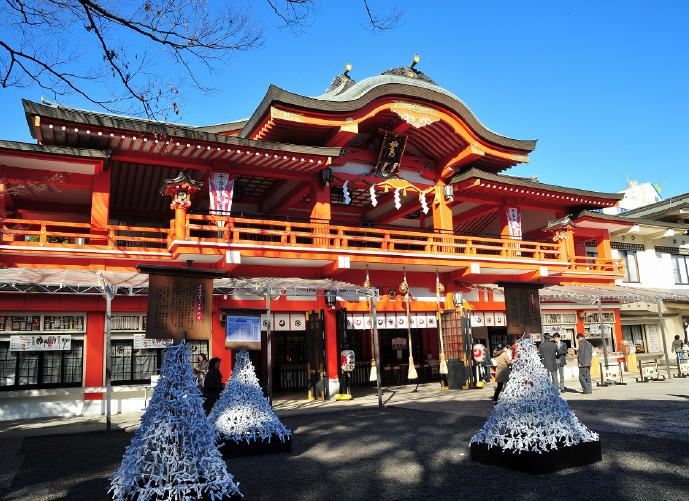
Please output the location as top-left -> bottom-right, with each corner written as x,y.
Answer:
0,1 -> 402,119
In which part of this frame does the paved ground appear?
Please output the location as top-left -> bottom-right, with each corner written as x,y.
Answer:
1,374 -> 688,500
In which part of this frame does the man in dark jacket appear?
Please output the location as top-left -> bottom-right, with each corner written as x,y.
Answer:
577,333 -> 593,394
538,333 -> 559,390
553,333 -> 568,393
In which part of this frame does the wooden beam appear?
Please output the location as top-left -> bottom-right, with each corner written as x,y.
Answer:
321,256 -> 351,277
372,197 -> 425,225
323,123 -> 358,147
437,144 -> 485,179
453,205 -> 499,227
263,182 -> 310,214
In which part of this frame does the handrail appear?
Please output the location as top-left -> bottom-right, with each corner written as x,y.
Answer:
185,214 -> 564,262
569,256 -> 624,274
0,218 -> 167,250
0,215 -> 626,274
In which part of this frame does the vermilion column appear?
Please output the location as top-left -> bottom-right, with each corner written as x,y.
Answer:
84,311 -> 105,401
324,305 -> 338,396
90,167 -> 111,245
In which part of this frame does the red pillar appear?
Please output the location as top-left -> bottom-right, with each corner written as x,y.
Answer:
84,311 -> 105,400
90,167 -> 111,245
212,313 -> 232,380
324,306 -> 338,392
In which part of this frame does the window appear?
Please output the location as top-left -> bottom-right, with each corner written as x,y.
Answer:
672,255 -> 689,284
111,339 -> 208,385
619,250 -> 640,282
0,341 -> 84,390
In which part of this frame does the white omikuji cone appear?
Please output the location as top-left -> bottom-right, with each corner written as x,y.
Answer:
369,360 -> 377,382
110,342 -> 242,501
209,352 -> 291,444
407,357 -> 418,380
471,336 -> 598,454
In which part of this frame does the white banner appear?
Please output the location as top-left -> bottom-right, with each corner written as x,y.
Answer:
134,334 -> 172,349
10,334 -> 71,351
506,207 -> 522,239
208,172 -> 235,227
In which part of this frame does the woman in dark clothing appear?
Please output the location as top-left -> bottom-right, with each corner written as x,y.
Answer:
202,357 -> 224,415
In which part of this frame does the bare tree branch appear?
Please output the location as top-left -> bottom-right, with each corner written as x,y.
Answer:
0,1 -> 402,119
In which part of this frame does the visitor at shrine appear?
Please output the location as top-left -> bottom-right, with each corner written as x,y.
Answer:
577,333 -> 593,394
203,357 -> 225,415
553,333 -> 568,393
193,353 -> 209,388
672,335 -> 684,362
537,333 -> 559,391
492,344 -> 512,402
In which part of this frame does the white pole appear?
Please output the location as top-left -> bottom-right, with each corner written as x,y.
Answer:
266,288 -> 273,406
105,284 -> 113,432
371,289 -> 383,410
657,298 -> 673,379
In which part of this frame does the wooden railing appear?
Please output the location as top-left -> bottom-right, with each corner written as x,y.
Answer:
0,215 -> 625,277
185,214 -> 564,262
569,256 -> 625,275
0,218 -> 167,251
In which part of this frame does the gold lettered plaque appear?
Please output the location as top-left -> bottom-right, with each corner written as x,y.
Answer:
139,265 -> 225,340
498,281 -> 544,336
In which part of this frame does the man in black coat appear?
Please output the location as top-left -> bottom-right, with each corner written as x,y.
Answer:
577,333 -> 593,394
553,333 -> 568,393
538,333 -> 559,391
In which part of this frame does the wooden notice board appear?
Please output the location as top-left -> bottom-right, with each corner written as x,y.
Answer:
499,282 -> 544,336
138,265 -> 225,340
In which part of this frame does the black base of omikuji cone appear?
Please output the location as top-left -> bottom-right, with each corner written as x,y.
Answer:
134,482 -> 242,501
220,435 -> 292,459
470,440 -> 602,474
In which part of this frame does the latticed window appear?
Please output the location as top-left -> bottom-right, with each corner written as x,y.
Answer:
441,311 -> 469,361
111,339 -> 208,384
0,341 -> 83,389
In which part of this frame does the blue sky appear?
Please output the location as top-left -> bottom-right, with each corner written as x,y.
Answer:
1,1 -> 687,198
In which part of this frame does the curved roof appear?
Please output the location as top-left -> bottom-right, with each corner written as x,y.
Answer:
239,75 -> 537,152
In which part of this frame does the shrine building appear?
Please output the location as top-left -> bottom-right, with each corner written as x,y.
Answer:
0,61 -> 629,419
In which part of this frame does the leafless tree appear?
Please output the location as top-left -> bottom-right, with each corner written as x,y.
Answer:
0,1 -> 403,119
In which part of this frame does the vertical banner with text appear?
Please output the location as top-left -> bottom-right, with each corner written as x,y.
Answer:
208,172 -> 235,227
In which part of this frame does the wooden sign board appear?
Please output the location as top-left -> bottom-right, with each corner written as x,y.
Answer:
145,273 -> 213,340
500,282 -> 544,336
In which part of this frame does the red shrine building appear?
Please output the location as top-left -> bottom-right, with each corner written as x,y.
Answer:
0,62 -> 627,419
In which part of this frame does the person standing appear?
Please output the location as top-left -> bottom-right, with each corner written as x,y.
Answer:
202,357 -> 224,415
671,335 -> 684,362
537,333 -> 559,391
493,344 -> 512,402
553,333 -> 568,393
193,353 -> 209,387
577,333 -> 593,394
482,347 -> 492,383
